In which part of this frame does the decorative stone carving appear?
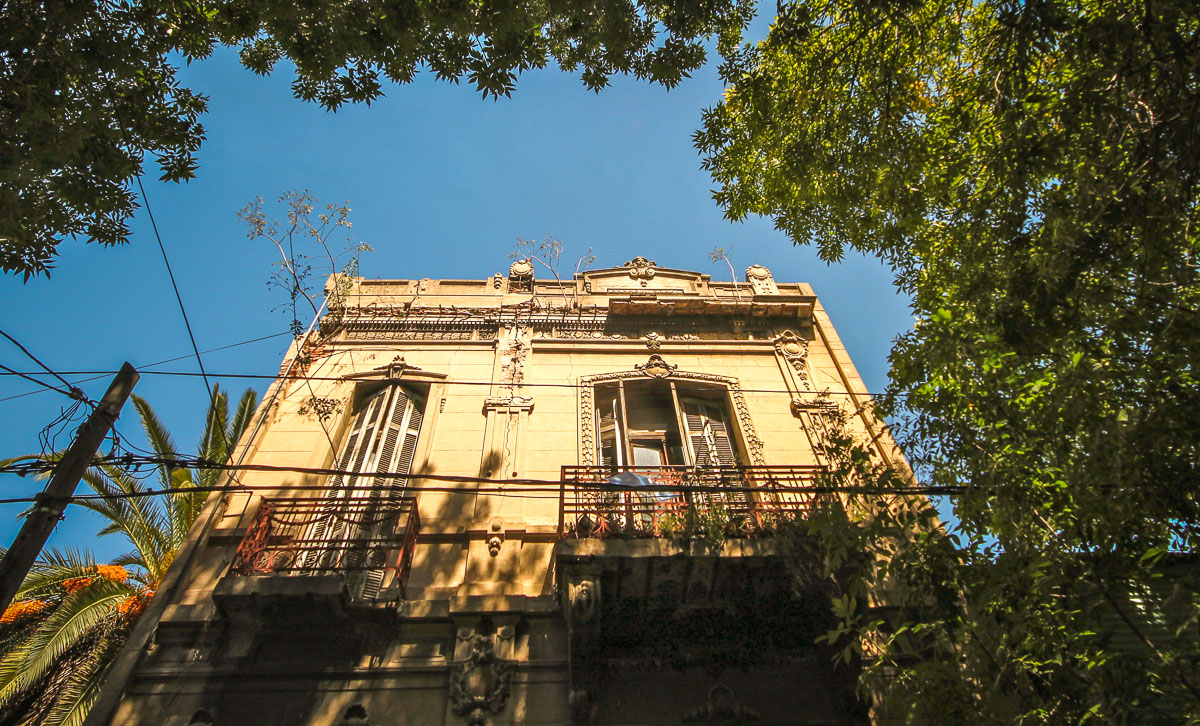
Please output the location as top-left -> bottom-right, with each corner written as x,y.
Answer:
483,396 -> 534,413
773,331 -> 811,386
337,704 -> 373,726
683,684 -> 762,724
645,331 -> 662,350
744,265 -> 779,295
492,327 -> 530,402
375,354 -> 422,379
565,571 -> 600,625
634,354 -> 677,379
623,256 -> 658,286
449,634 -> 514,726
508,258 -> 534,280
187,709 -> 215,726
487,519 -> 504,557
492,272 -> 503,290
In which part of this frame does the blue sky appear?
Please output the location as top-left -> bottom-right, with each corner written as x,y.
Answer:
0,38 -> 913,563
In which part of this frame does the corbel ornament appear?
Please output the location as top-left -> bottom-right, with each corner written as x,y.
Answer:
564,570 -> 600,625
644,331 -> 662,350
450,634 -> 514,726
577,367 -> 766,466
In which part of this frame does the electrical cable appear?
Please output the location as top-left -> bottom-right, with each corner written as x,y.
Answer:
0,362 -> 82,402
135,175 -> 229,457
0,331 -> 293,405
0,329 -> 90,403
0,368 -> 900,399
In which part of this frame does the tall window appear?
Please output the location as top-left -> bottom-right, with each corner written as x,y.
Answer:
302,384 -> 425,598
595,380 -> 742,469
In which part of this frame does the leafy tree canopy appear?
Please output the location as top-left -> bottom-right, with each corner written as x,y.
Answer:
1,0 -> 755,278
699,0 -> 1200,720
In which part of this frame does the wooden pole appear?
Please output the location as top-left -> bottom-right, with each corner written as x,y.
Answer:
0,362 -> 138,613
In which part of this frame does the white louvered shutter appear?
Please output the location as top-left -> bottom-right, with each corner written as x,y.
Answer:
302,387 -> 425,595
356,388 -> 424,600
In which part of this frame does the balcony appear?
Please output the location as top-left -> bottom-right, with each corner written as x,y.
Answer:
224,495 -> 420,604
557,464 -> 824,539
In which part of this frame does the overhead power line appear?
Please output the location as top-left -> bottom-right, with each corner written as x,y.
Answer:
0,452 -> 962,505
0,328 -> 89,403
0,331 -> 292,405
0,368 -> 894,399
0,362 -> 83,403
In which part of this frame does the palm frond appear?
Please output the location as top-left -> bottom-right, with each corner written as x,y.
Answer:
107,551 -> 147,571
0,579 -> 132,703
78,468 -> 170,579
197,385 -> 229,463
15,549 -> 98,600
131,395 -> 179,462
229,388 -> 260,451
40,627 -> 126,726
131,394 -> 185,499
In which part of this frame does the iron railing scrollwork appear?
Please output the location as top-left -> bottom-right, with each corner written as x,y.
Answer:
558,465 -> 826,539
230,496 -> 420,600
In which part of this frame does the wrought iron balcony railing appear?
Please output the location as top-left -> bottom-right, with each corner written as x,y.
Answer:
558,465 -> 826,539
230,495 -> 420,600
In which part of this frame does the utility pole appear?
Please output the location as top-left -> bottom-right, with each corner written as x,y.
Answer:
0,362 -> 138,613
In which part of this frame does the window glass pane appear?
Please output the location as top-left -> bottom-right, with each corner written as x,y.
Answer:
632,441 -> 665,466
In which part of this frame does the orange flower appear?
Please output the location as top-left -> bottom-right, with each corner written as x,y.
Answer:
61,576 -> 96,594
95,564 -> 129,583
1,599 -> 47,623
117,589 -> 154,618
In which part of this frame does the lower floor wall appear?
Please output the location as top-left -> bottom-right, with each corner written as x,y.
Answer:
109,607 -> 865,726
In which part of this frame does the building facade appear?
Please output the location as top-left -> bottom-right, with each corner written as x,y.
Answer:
88,258 -> 905,726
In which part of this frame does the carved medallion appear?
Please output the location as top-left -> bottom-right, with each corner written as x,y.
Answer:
645,331 -> 662,350
508,258 -> 534,280
623,256 -> 658,286
683,684 -> 762,724
773,331 -> 811,385
634,354 -> 677,379
450,635 -> 514,726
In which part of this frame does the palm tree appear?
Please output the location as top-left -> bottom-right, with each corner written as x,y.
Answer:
0,385 -> 258,726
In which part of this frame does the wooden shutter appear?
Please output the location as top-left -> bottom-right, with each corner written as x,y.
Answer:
680,398 -> 738,468
357,387 -> 425,600
302,386 -> 425,597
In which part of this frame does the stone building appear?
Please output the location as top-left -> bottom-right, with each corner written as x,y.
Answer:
87,258 -> 908,726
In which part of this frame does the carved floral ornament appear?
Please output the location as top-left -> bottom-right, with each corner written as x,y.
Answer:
773,331 -> 809,375
450,634 -> 514,726
634,353 -> 677,378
